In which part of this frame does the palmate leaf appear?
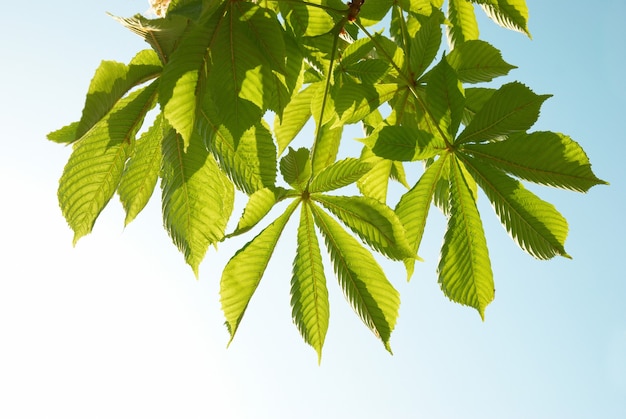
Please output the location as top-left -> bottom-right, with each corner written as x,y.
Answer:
446,40 -> 517,83
312,205 -> 400,352
438,156 -> 494,319
221,200 -> 300,342
456,82 -> 551,144
291,203 -> 329,362
459,153 -> 570,259
58,82 -> 159,245
118,113 -> 164,225
462,131 -> 608,192
313,195 -> 413,261
447,0 -> 479,48
161,128 -> 234,276
309,158 -> 373,193
396,155 -> 449,278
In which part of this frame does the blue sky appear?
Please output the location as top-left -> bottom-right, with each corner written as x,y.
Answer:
1,1 -> 625,418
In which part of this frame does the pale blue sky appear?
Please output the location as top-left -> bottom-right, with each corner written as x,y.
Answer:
1,1 -> 625,418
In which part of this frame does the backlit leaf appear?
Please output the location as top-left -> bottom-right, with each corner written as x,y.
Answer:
438,157 -> 494,319
309,158 -> 373,193
291,203 -> 329,362
462,131 -> 608,192
460,154 -> 570,259
312,206 -> 400,352
118,113 -> 164,225
221,200 -> 300,342
161,128 -> 234,276
456,82 -> 550,144
314,195 -> 413,261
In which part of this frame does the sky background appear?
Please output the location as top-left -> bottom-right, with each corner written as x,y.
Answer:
1,1 -> 625,418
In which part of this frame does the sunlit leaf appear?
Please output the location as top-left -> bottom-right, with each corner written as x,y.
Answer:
58,82 -> 158,244
310,158 -> 373,193
118,113 -> 164,225
474,0 -> 530,36
462,131 -> 608,192
161,129 -> 234,276
221,200 -> 300,342
456,82 -> 550,144
312,206 -> 400,352
396,155 -> 449,277
447,0 -> 479,48
460,153 -> 570,259
280,147 -> 312,191
291,203 -> 329,362
228,187 -> 289,238
361,125 -> 441,161
438,156 -> 494,319
314,195 -> 413,261
446,40 -> 516,83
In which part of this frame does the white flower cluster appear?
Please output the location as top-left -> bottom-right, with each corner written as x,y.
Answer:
148,0 -> 172,17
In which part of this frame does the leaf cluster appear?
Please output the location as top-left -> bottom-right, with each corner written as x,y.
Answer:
49,0 -> 606,360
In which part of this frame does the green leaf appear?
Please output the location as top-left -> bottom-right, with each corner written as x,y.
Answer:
359,0 -> 393,27
395,155 -> 449,277
447,0 -> 479,48
58,82 -> 158,244
462,87 -> 495,125
274,84 -> 316,156
361,125 -> 441,162
311,121 -> 343,176
161,128 -> 234,276
221,200 -> 300,343
280,147 -> 312,191
332,82 -> 399,127
118,113 -> 164,225
456,82 -> 551,144
462,131 -> 608,192
291,203 -> 329,362
314,195 -> 413,261
459,153 -> 570,259
474,0 -> 530,36
228,187 -> 290,238
426,55 -> 465,139
446,40 -> 516,83
312,206 -> 400,352
47,122 -> 78,144
158,13 -> 222,149
76,50 -> 162,141
111,13 -> 191,63
279,0 -> 337,37
199,103 -> 277,194
408,11 -> 442,78
309,158 -> 373,193
438,157 -> 494,319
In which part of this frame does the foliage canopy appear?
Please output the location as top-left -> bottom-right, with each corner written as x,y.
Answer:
49,0 -> 606,361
